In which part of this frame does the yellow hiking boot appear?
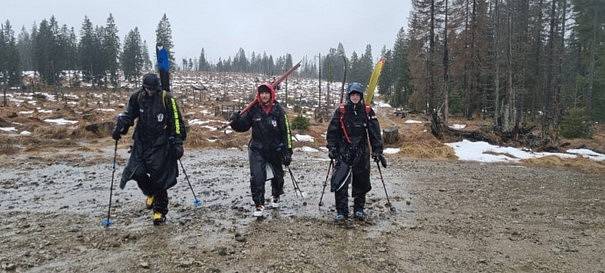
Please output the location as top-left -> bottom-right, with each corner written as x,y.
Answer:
152,211 -> 166,225
145,195 -> 155,210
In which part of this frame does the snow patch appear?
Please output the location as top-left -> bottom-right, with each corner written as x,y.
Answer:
449,124 -> 466,130
18,110 -> 33,115
96,108 -> 115,112
295,146 -> 320,153
566,149 -> 605,161
375,101 -> 392,108
44,118 -> 78,125
0,127 -> 17,132
295,134 -> 315,142
446,139 -> 605,163
404,120 -> 423,124
384,148 -> 400,154
20,131 -> 32,136
189,119 -> 209,125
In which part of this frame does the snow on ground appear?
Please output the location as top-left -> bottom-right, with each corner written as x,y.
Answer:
294,134 -> 315,142
404,120 -> 424,124
96,108 -> 115,112
0,127 -> 17,132
294,146 -> 320,153
447,139 -> 605,163
449,124 -> 467,130
189,119 -> 209,126
375,101 -> 392,108
20,131 -> 32,136
384,148 -> 401,154
566,149 -> 605,161
201,125 -> 218,131
18,110 -> 33,115
38,109 -> 52,113
43,118 -> 78,125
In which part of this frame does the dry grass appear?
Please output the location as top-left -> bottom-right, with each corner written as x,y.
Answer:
522,155 -> 605,173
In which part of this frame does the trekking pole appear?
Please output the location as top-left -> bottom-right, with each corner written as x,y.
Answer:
101,140 -> 118,228
286,167 -> 307,205
375,161 -> 396,212
318,159 -> 333,207
179,159 -> 203,208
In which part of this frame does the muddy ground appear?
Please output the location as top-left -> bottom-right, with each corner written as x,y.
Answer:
0,144 -> 603,273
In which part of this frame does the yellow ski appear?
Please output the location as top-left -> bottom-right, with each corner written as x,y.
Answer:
364,58 -> 385,104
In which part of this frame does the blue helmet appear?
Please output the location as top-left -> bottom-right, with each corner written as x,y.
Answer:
347,82 -> 364,95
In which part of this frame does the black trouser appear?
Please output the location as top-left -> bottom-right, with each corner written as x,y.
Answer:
249,148 -> 284,206
334,154 -> 371,215
134,171 -> 169,215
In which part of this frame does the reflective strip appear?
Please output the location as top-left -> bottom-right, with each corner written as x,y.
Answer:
171,98 -> 181,135
285,114 -> 292,149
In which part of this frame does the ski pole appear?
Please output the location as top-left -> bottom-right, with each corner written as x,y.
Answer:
318,159 -> 333,207
179,159 -> 202,207
375,161 -> 395,212
101,140 -> 118,228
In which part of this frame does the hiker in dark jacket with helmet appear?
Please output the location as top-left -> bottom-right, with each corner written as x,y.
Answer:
229,83 -> 293,217
326,82 -> 385,222
112,73 -> 186,225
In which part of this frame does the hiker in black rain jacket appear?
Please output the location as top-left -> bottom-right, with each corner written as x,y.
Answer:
112,73 -> 186,225
326,82 -> 385,221
230,83 -> 293,217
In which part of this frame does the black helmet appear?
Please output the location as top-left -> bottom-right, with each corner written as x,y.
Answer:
142,73 -> 161,91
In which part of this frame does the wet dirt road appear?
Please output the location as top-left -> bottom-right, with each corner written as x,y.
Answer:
0,147 -> 603,273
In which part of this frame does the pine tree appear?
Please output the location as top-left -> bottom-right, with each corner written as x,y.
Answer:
0,21 -> 21,88
141,40 -> 152,71
103,14 -> 120,87
16,26 -> 32,71
120,27 -> 144,83
156,14 -> 175,70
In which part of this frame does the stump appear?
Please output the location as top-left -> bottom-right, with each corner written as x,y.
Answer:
383,127 -> 400,145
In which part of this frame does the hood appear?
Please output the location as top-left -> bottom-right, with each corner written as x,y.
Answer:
255,83 -> 276,113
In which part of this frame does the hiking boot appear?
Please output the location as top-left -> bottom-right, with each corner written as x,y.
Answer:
270,197 -> 280,209
353,209 -> 366,221
253,205 -> 265,217
152,211 -> 166,225
335,213 -> 348,222
145,195 -> 155,210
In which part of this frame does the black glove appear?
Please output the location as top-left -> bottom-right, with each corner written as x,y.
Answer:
229,111 -> 240,122
372,152 -> 387,168
328,147 -> 338,160
282,151 -> 292,166
112,115 -> 130,140
169,137 -> 184,159
112,126 -> 122,141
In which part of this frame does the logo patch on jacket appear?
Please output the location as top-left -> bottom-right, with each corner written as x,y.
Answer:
271,119 -> 277,127
157,113 -> 164,122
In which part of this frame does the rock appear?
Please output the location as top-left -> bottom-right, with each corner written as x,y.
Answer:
377,247 -> 387,253
2,263 -> 16,271
179,259 -> 195,268
139,262 -> 149,269
234,233 -> 246,242
216,247 -> 228,256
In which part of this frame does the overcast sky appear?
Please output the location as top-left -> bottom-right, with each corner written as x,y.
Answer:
3,0 -> 411,63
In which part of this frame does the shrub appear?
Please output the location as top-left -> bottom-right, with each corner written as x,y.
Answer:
560,107 -> 593,138
290,115 -> 310,131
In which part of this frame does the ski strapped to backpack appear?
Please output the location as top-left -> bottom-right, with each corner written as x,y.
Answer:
338,103 -> 372,144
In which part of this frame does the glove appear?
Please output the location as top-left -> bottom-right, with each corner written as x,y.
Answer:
328,147 -> 338,160
372,152 -> 387,168
229,111 -> 241,122
111,126 -> 122,141
112,114 -> 130,140
282,151 -> 292,166
169,137 -> 184,159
